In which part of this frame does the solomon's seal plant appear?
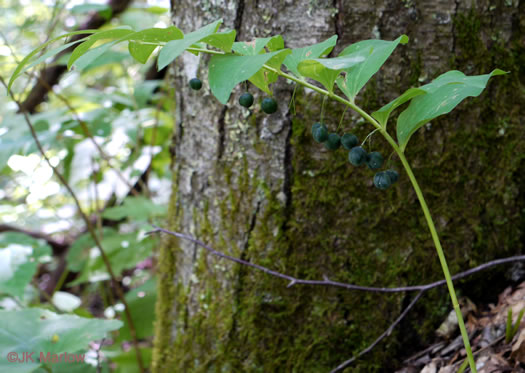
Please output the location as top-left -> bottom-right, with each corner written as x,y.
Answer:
9,18 -> 506,373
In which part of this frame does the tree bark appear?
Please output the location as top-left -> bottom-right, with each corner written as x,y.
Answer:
153,1 -> 525,371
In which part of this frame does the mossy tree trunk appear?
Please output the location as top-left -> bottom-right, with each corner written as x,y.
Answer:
153,1 -> 525,371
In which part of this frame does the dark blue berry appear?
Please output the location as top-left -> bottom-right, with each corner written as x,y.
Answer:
239,92 -> 254,108
189,78 -> 202,90
374,171 -> 392,190
366,151 -> 384,170
348,146 -> 367,166
261,97 -> 278,114
311,122 -> 322,135
324,133 -> 341,150
313,124 -> 329,143
341,133 -> 359,150
385,169 -> 399,184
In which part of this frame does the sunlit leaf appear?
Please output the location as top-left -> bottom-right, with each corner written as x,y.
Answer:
51,292 -> 82,312
336,35 -> 409,100
82,50 -> 129,71
397,69 -> 507,151
157,19 -> 223,70
128,26 -> 183,64
297,50 -> 366,93
200,29 -> 236,52
208,49 -> 291,104
232,35 -> 284,56
0,233 -> 51,298
8,29 -> 100,89
283,35 -> 337,77
101,196 -> 168,221
68,27 -> 134,69
372,87 -> 426,128
248,50 -> 291,95
0,308 -> 121,373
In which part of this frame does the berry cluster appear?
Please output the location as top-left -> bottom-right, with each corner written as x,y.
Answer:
311,123 -> 399,190
189,78 -> 278,114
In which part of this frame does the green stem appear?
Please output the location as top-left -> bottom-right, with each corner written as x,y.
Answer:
182,47 -> 478,372
262,62 -> 478,373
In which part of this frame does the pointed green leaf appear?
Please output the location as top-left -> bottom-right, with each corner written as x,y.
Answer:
101,196 -> 168,221
335,35 -> 408,100
232,35 -> 284,56
67,27 -> 134,69
267,35 -> 284,52
71,39 -> 123,71
283,35 -> 337,77
128,26 -> 183,64
0,233 -> 51,298
297,51 -> 366,93
8,29 -> 100,90
0,308 -> 122,373
248,49 -> 291,95
158,19 -> 222,70
200,29 -> 236,52
397,69 -> 507,151
372,87 -> 426,127
208,49 -> 290,104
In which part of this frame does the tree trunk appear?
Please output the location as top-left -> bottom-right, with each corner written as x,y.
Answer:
153,1 -> 525,371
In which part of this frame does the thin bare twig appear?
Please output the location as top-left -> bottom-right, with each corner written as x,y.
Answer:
0,75 -> 145,373
330,291 -> 424,373
148,226 -> 525,294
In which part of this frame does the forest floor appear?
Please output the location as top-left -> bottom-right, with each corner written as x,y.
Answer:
396,282 -> 525,373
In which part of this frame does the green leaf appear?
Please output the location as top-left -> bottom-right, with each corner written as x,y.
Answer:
116,278 -> 156,341
68,27 -> 134,69
134,80 -> 162,108
158,19 -> 222,70
128,26 -> 183,64
283,35 -> 337,77
101,196 -> 168,221
336,35 -> 409,100
248,50 -> 291,95
8,29 -> 100,90
70,229 -> 157,285
372,87 -> 426,127
0,308 -> 122,373
297,50 -> 366,93
232,35 -> 284,56
106,348 -> 152,373
200,29 -> 236,52
0,233 -> 51,298
208,49 -> 291,104
397,69 -> 506,151
81,50 -> 129,71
